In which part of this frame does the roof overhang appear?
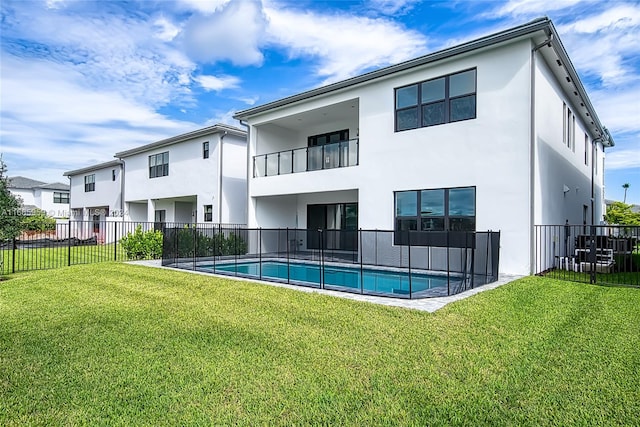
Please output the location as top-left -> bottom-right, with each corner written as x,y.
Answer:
114,124 -> 246,158
233,17 -> 612,147
63,160 -> 122,177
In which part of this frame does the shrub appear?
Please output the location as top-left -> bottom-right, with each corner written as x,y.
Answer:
120,225 -> 163,260
170,227 -> 247,258
21,210 -> 56,233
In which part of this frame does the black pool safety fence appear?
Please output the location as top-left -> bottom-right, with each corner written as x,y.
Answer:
161,226 -> 501,299
534,224 -> 640,287
0,220 -> 245,275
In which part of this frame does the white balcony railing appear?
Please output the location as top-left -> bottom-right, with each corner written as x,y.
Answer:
253,139 -> 359,178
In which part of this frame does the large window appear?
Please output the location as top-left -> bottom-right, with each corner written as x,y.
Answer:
394,186 -> 476,235
307,202 -> 358,250
54,192 -> 69,204
395,69 -> 476,132
84,174 -> 95,192
149,152 -> 169,178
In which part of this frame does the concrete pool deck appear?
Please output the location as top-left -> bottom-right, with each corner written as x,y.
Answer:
129,259 -> 523,313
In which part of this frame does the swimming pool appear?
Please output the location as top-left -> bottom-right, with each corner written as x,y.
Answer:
199,260 -> 457,297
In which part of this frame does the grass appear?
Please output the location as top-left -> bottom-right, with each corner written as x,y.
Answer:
1,263 -> 639,425
0,244 -> 127,274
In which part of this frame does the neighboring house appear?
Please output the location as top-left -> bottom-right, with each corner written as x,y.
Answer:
233,18 -> 614,276
63,160 -> 124,237
7,176 -> 70,219
111,124 -> 247,225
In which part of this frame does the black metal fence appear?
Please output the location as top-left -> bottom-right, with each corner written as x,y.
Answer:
0,220 -> 244,275
535,224 -> 640,287
161,226 -> 501,300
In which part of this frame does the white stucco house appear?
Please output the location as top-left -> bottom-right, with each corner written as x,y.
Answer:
233,18 -> 614,276
63,160 -> 124,221
113,124 -> 247,225
7,176 -> 70,219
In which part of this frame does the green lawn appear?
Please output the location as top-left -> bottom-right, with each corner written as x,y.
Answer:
0,244 -> 128,274
1,264 -> 639,425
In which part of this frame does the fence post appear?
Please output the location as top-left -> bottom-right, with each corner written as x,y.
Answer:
12,237 -> 16,274
113,221 -> 118,261
319,229 -> 324,289
286,228 -> 290,284
67,221 -> 71,267
589,225 -> 596,284
259,228 -> 262,280
408,230 -> 412,299
359,229 -> 363,295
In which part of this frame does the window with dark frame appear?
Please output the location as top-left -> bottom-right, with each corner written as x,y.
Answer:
307,129 -> 349,146
84,174 -> 95,192
204,205 -> 213,222
394,186 -> 476,237
54,192 -> 69,204
203,141 -> 209,159
149,152 -> 169,178
395,68 -> 476,132
112,169 -> 116,181
584,133 -> 589,166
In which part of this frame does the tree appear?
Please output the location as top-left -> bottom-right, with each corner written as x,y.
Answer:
0,156 -> 23,241
622,183 -> 630,204
604,201 -> 640,226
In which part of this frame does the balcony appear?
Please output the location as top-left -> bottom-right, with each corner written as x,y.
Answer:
253,139 -> 359,178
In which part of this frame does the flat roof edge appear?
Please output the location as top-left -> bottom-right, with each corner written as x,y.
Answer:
63,160 -> 122,176
114,124 -> 246,158
234,17 -> 551,119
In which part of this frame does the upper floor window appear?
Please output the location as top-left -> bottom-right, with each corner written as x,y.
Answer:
54,192 -> 69,204
394,186 -> 476,234
84,174 -> 95,192
584,133 -> 589,166
563,103 -> 575,151
204,205 -> 213,222
203,141 -> 209,159
395,68 -> 477,132
149,152 -> 169,178
112,169 -> 116,181
308,129 -> 349,146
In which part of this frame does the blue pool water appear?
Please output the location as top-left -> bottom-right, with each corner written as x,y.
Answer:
201,261 -> 453,296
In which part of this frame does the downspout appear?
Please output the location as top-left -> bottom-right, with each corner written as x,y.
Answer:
591,139 -> 596,225
530,32 -> 553,274
67,175 -> 72,220
117,158 -> 125,219
240,119 -> 250,227
218,131 -> 228,224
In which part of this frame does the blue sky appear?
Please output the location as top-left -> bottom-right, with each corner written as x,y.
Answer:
1,0 -> 639,204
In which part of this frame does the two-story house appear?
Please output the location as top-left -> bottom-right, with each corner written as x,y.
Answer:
113,124 -> 247,225
233,18 -> 613,276
63,160 -> 124,237
8,176 -> 70,219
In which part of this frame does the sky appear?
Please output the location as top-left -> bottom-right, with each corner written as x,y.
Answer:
0,0 -> 639,204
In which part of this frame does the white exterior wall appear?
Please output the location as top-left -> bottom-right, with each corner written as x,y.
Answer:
221,135 -> 248,224
123,132 -> 247,224
36,189 -> 70,218
533,51 -> 605,226
69,165 -> 122,219
10,188 -> 35,206
247,39 -> 534,275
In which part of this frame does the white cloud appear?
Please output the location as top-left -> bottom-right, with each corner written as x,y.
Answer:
264,6 -> 427,83
153,16 -> 181,42
194,74 -> 241,91
604,142 -> 640,170
0,55 -> 196,178
589,86 -> 640,135
558,4 -> 640,33
368,0 -> 419,15
492,0 -> 586,18
181,0 -> 266,66
176,0 -> 232,15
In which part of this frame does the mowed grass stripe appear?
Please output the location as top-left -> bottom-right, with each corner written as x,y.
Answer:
1,263 -> 638,425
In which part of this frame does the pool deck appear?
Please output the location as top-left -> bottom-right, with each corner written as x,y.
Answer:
129,260 -> 523,313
